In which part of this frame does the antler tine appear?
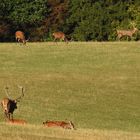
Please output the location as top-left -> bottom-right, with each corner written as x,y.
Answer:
4,86 -> 11,98
15,85 -> 25,101
130,21 -> 136,28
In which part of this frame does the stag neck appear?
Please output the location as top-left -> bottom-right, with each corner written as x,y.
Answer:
133,28 -> 138,32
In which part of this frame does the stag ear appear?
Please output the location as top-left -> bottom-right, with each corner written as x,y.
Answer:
14,100 -> 17,103
15,99 -> 20,103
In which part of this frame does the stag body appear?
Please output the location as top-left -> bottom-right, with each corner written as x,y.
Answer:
117,28 -> 138,40
1,98 -> 17,120
1,86 -> 24,120
43,120 -> 75,130
15,31 -> 27,46
52,32 -> 68,43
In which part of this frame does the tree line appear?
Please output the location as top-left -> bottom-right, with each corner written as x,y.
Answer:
0,0 -> 140,42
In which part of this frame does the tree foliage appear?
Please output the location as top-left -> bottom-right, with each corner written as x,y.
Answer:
66,0 -> 140,41
0,0 -> 140,41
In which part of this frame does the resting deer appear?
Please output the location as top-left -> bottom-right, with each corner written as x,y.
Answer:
1,86 -> 24,120
43,120 -> 75,130
7,118 -> 27,125
15,31 -> 28,46
116,27 -> 138,40
52,31 -> 68,43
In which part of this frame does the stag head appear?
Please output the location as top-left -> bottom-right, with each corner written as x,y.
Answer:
5,85 -> 24,102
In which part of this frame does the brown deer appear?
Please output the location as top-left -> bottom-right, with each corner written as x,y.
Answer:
1,86 -> 24,121
15,31 -> 28,46
116,27 -> 138,40
52,31 -> 68,43
43,120 -> 75,130
7,118 -> 27,125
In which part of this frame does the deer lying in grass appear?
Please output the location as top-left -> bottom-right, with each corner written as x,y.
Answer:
15,31 -> 28,46
43,120 -> 75,130
52,31 -> 68,43
7,119 -> 27,125
1,86 -> 24,120
116,27 -> 138,40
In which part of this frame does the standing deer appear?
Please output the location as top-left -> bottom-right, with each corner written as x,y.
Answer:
15,31 -> 28,46
52,31 -> 68,43
1,86 -> 24,120
116,27 -> 138,40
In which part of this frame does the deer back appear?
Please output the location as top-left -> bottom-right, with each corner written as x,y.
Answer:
52,32 -> 65,40
43,120 -> 75,129
15,31 -> 25,40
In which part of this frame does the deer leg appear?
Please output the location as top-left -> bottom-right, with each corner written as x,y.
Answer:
64,37 -> 68,44
4,112 -> 10,121
117,34 -> 121,41
18,39 -> 23,47
54,38 -> 57,42
7,113 -> 11,120
54,38 -> 58,44
11,113 -> 13,120
4,112 -> 7,120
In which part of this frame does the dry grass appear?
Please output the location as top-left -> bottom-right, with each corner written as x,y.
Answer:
0,42 -> 140,139
0,122 -> 140,140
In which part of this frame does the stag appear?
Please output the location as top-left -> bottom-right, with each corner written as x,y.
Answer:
116,27 -> 138,40
43,120 -> 75,130
52,31 -> 68,43
1,86 -> 24,120
15,31 -> 28,46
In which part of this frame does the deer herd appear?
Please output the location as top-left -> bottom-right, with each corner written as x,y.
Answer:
1,25 -> 139,128
0,85 -> 75,129
15,24 -> 139,46
15,30 -> 68,47
15,27 -> 139,46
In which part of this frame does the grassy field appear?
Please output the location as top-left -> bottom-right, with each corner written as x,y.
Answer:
0,42 -> 140,139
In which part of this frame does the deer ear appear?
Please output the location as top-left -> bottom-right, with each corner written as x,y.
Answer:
14,100 -> 19,103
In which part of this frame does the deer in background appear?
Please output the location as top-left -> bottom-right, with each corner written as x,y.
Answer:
43,120 -> 75,130
116,27 -> 138,40
15,31 -> 28,46
1,86 -> 24,120
52,31 -> 68,43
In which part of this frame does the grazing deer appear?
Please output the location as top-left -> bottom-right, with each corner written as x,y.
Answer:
116,27 -> 138,40
1,86 -> 24,120
15,31 -> 28,46
7,118 -> 27,125
43,120 -> 75,130
52,31 -> 68,43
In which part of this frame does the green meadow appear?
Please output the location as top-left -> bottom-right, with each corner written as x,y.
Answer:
0,42 -> 140,140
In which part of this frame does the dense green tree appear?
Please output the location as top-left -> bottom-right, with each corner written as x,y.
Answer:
0,0 -> 140,41
65,0 -> 140,41
0,0 -> 49,41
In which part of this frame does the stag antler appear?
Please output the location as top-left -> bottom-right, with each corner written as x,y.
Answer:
130,21 -> 137,28
15,85 -> 25,102
5,86 -> 11,98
